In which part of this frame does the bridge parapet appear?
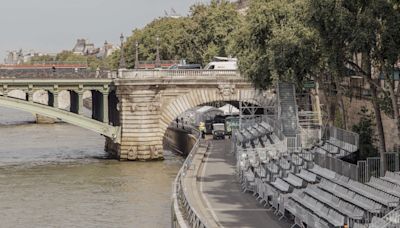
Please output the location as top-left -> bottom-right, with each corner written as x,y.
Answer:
119,69 -> 241,79
0,69 -> 112,79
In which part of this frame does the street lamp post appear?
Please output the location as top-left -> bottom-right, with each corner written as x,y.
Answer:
119,33 -> 126,69
135,41 -> 140,69
155,36 -> 161,68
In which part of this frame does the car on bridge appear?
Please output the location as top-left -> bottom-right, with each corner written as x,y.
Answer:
168,64 -> 202,70
212,123 -> 225,140
204,56 -> 238,70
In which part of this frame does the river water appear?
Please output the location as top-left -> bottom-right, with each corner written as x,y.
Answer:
0,107 -> 183,228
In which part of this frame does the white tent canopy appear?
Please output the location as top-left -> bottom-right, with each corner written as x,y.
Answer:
219,104 -> 239,115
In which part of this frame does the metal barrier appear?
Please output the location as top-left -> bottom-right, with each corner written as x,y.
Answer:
264,116 -> 285,141
357,153 -> 400,183
171,128 -> 209,228
324,126 -> 359,151
263,116 -> 302,152
240,116 -> 263,130
298,111 -> 320,128
315,152 -> 400,183
287,135 -> 302,153
314,153 -> 359,181
300,127 -> 321,149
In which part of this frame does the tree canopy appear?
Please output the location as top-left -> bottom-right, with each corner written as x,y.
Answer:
119,0 -> 240,67
233,0 -> 322,89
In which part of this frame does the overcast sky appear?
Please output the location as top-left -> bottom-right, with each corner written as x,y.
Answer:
0,0 -> 207,58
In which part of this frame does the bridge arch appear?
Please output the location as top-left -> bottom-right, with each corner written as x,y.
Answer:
32,89 -> 51,105
159,88 -> 259,137
6,89 -> 28,100
0,95 -> 120,142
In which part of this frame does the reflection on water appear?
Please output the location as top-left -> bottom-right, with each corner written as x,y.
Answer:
0,107 -> 183,228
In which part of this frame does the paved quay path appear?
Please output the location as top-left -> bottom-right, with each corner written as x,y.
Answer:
198,139 -> 291,228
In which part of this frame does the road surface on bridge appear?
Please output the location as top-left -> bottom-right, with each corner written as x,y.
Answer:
199,139 -> 291,228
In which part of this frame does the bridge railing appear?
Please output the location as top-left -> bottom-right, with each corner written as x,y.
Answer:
0,61 -> 88,68
119,69 -> 241,78
0,69 -> 112,79
171,128 -> 209,228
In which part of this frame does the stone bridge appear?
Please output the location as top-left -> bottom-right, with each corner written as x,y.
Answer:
0,69 -> 256,160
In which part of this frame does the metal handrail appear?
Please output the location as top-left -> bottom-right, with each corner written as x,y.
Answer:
172,127 -> 209,228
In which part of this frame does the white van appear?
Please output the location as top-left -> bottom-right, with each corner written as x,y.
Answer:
204,57 -> 238,70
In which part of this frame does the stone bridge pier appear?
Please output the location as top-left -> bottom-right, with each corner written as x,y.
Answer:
110,71 -> 256,161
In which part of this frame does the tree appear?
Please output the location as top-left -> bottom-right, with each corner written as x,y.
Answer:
121,0 -> 240,68
104,50 -> 120,70
352,107 -> 378,159
184,0 -> 241,65
233,0 -> 322,89
123,17 -> 190,68
309,0 -> 400,174
55,51 -> 87,63
28,55 -> 55,63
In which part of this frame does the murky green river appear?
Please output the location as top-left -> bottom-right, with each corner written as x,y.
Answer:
0,107 -> 183,228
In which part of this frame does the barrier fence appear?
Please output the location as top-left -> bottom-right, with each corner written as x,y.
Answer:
324,126 -> 359,151
171,128 -> 209,228
315,152 -> 400,183
286,135 -> 302,153
263,116 -> 302,152
314,153 -> 359,181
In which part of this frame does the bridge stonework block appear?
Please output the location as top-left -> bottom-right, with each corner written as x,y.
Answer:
112,73 -> 256,161
115,85 -> 164,161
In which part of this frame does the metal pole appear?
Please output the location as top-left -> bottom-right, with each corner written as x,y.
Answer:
155,36 -> 161,68
135,41 -> 140,69
119,33 -> 126,69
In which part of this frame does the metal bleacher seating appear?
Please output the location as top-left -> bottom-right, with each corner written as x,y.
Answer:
296,169 -> 317,184
308,164 -> 337,180
283,173 -> 304,188
236,120 -> 400,228
382,171 -> 400,186
367,177 -> 400,198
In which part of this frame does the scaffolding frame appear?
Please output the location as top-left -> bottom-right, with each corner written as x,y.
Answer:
239,90 -> 276,130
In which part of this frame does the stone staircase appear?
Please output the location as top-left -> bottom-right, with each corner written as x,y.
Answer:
278,82 -> 299,137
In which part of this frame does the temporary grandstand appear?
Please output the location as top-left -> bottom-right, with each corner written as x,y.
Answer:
233,82 -> 400,228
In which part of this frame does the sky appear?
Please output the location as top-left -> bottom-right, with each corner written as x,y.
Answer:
0,0 -> 207,58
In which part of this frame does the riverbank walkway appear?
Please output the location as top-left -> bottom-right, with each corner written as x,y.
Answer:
194,139 -> 291,228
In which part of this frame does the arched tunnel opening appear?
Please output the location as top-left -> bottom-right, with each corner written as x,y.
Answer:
162,100 -> 269,157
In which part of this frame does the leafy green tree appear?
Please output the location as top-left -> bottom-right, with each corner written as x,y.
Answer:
121,0 -> 240,67
309,0 -> 400,173
123,17 -> 190,68
28,55 -> 55,63
56,51 -> 87,63
184,0 -> 241,65
233,0 -> 322,89
352,107 -> 378,159
105,49 -> 120,70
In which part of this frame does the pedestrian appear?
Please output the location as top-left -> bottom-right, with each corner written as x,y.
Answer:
181,117 -> 184,129
175,117 -> 179,128
199,122 -> 205,139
